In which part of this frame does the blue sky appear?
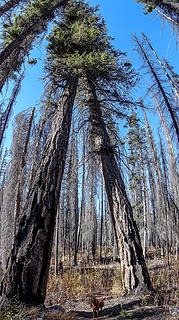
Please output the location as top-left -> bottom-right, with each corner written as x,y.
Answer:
2,0 -> 178,151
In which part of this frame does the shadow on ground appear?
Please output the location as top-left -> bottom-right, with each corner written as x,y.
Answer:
71,299 -> 164,319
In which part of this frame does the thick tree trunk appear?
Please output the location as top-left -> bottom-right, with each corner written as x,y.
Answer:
86,76 -> 151,293
0,0 -> 25,17
0,78 -> 78,306
0,37 -> 33,93
0,1 -> 68,91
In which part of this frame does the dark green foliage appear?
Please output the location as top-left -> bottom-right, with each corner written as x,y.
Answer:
0,0 -> 69,88
46,0 -> 138,124
1,0 -> 56,46
46,0 -> 119,79
136,0 -> 157,14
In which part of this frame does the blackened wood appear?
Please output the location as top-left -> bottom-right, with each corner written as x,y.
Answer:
0,78 -> 78,305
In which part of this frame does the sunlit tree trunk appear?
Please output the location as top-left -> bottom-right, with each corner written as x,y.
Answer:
55,206 -> 60,276
86,76 -> 151,293
142,33 -> 179,101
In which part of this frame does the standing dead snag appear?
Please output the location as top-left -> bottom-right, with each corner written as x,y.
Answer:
0,78 -> 78,305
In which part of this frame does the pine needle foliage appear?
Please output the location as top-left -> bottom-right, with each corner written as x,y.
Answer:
46,0 -> 138,114
1,0 -> 56,46
46,0 -> 119,79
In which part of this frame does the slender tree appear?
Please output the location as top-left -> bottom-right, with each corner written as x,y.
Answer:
76,122 -> 86,260
136,0 -> 179,27
141,33 -> 179,101
0,74 -> 23,149
133,34 -> 179,143
126,112 -> 148,257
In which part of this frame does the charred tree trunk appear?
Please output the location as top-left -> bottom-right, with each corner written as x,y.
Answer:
142,33 -> 179,101
100,175 -> 104,261
0,0 -> 25,17
14,107 -> 35,229
86,76 -> 151,293
0,78 -> 78,306
0,0 -> 69,66
134,34 -> 179,143
0,0 -> 69,92
0,74 -> 23,149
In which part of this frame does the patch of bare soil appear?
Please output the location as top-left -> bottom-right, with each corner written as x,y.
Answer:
44,294 -> 172,320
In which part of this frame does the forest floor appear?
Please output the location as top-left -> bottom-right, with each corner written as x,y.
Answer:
0,253 -> 179,319
44,293 -> 166,320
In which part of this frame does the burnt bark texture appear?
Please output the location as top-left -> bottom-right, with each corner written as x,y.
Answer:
86,76 -> 152,293
0,0 -> 69,68
0,78 -> 78,305
0,0 -> 26,17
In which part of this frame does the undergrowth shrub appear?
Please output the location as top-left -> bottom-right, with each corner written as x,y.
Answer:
0,296 -> 23,320
46,264 -> 123,302
148,256 -> 179,307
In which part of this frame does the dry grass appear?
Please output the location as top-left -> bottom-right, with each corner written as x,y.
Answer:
0,253 -> 178,319
46,263 -> 123,305
145,254 -> 179,308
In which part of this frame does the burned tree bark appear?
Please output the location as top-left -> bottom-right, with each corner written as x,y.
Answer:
0,0 -> 26,17
0,0 -> 69,67
86,76 -> 151,293
0,78 -> 78,306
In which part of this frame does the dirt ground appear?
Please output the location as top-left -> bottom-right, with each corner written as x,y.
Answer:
44,293 -> 174,320
0,257 -> 178,320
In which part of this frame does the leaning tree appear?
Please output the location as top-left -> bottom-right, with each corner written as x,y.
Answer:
1,0 -> 151,306
0,0 -> 69,92
136,0 -> 179,27
44,0 -> 152,293
0,77 -> 78,305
